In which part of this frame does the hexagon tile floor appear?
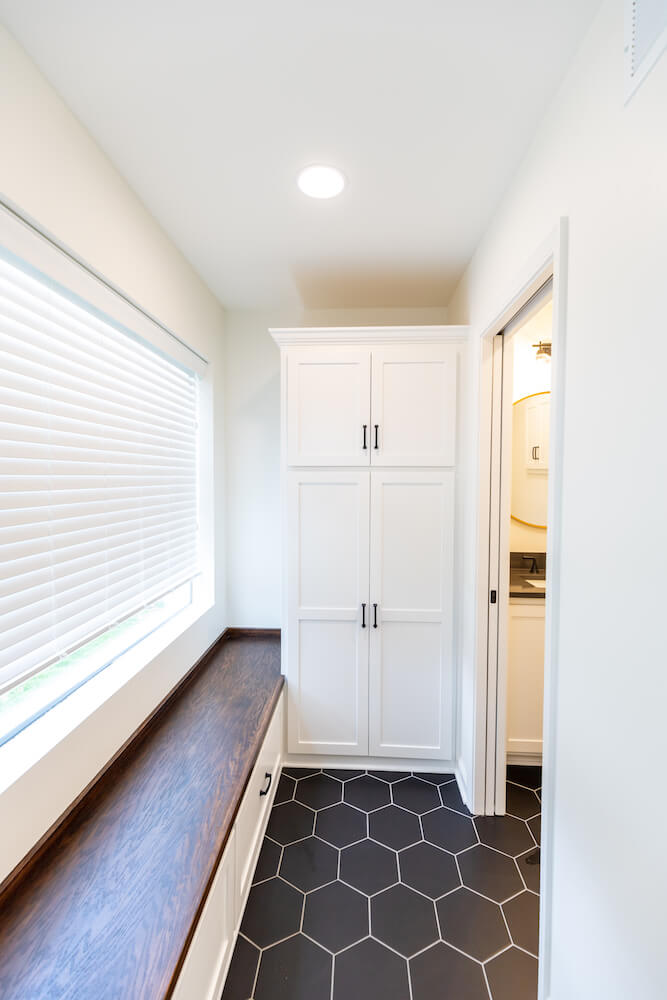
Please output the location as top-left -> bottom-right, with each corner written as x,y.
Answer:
222,765 -> 542,1000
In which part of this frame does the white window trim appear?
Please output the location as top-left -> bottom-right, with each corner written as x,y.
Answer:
0,198 -> 216,886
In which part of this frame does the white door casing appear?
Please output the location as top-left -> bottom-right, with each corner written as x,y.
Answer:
370,345 -> 457,467
369,469 -> 455,758
287,470 -> 369,755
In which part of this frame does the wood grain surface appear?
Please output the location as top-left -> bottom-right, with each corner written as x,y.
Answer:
0,631 -> 283,1000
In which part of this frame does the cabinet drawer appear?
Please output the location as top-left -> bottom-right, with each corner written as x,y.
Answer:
171,828 -> 236,1000
235,694 -> 283,906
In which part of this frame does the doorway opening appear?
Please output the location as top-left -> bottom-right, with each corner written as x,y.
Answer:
488,280 -> 553,819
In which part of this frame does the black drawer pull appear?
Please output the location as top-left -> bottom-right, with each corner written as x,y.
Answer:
363,424 -> 368,449
361,603 -> 366,628
259,772 -> 272,796
374,424 -> 379,449
373,603 -> 378,628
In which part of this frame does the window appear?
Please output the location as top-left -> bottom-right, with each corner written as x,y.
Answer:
0,245 -> 202,746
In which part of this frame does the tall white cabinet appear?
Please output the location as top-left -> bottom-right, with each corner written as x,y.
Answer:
273,328 -> 465,763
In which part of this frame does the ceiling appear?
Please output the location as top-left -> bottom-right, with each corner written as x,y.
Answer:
0,1 -> 600,311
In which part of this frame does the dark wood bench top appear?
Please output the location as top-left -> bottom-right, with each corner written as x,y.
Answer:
0,630 -> 283,1000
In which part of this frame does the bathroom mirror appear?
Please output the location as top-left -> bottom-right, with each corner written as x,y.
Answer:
511,391 -> 550,528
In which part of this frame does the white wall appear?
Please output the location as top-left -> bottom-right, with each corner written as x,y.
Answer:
224,305 -> 449,627
0,26 -> 227,884
449,2 -> 666,997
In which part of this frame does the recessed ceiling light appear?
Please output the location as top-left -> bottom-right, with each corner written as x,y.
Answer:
297,164 -> 346,199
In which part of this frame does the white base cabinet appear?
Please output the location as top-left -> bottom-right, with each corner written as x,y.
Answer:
171,691 -> 283,1000
274,327 -> 465,764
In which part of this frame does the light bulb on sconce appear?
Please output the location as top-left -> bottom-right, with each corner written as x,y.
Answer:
533,341 -> 552,364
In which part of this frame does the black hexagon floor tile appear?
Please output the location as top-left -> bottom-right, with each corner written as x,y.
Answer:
221,934 -> 259,1000
485,945 -> 539,1000
399,841 -> 459,899
282,767 -> 321,779
280,836 -> 338,892
503,890 -> 540,956
415,772 -> 456,785
369,804 -> 422,850
422,807 -> 478,853
439,781 -> 472,816
437,887 -> 509,961
333,938 -> 409,1000
235,770 -> 541,998
315,802 -> 366,847
506,764 -> 542,789
254,934 -> 332,1000
367,770 -> 411,782
371,883 -> 438,957
343,774 -> 391,811
240,877 -> 303,948
266,800 -> 315,845
506,783 -> 541,820
410,942 -> 489,1000
303,880 -> 368,953
274,772 -> 296,805
391,776 -> 441,814
252,838 -> 282,884
516,848 -> 541,893
340,838 -> 398,895
528,813 -> 541,845
458,845 -> 524,903
295,772 -> 342,810
323,768 -> 364,781
475,815 -> 535,857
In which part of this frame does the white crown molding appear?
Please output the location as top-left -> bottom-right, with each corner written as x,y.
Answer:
269,325 -> 469,347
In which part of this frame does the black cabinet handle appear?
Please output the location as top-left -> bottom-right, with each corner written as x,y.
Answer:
259,772 -> 272,796
361,603 -> 366,628
362,424 -> 367,450
535,445 -> 540,460
373,603 -> 378,628
374,424 -> 379,449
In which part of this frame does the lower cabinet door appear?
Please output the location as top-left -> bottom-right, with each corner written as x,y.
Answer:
287,471 -> 370,755
506,602 -> 545,756
171,828 -> 236,1000
369,469 -> 455,759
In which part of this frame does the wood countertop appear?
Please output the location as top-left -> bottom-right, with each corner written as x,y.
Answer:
0,630 -> 283,1000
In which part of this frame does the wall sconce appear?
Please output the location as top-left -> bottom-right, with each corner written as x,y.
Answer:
533,341 -> 552,364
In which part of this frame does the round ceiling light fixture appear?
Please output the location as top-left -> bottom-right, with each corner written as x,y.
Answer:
297,164 -> 346,199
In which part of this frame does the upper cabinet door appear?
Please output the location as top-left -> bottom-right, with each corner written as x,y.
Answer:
287,347 -> 371,466
524,392 -> 550,472
370,345 -> 457,466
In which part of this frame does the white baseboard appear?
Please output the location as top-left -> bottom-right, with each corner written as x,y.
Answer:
456,755 -> 472,811
282,753 -> 456,776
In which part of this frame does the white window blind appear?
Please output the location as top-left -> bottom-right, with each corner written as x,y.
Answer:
0,248 -> 200,693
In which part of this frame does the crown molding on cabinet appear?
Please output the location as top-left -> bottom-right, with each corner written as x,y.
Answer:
269,325 -> 468,347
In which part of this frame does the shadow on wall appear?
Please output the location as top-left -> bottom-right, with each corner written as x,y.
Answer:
292,262 -> 455,310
